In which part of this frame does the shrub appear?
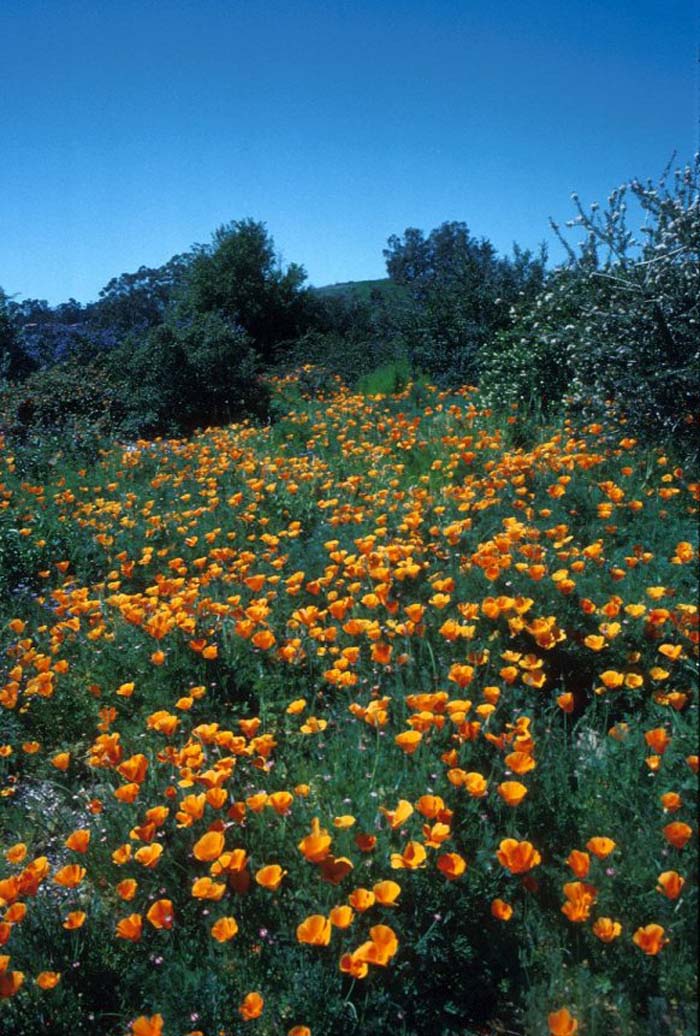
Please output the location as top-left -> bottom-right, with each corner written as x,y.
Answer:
481,155 -> 700,459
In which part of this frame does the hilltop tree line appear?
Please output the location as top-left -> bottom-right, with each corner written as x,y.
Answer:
1,156 -> 698,460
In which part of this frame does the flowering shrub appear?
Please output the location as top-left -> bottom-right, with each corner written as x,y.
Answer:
480,155 -> 700,462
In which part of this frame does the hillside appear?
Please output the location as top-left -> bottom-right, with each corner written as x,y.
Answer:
312,277 -> 409,302
0,371 -> 697,1035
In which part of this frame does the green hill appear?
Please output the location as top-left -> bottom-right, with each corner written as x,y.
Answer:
312,277 -> 408,302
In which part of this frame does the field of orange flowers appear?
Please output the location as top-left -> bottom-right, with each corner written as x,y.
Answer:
0,370 -> 697,1036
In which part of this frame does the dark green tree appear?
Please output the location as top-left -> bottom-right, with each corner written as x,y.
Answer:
0,288 -> 35,381
111,312 -> 268,435
384,222 -> 546,380
181,219 -> 311,361
89,254 -> 192,336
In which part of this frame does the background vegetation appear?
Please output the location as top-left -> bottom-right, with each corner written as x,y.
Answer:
2,156 -> 697,467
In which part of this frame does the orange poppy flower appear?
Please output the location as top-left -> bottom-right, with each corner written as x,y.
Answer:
436,852 -> 467,880
491,898 -> 513,921
4,903 -> 26,923
566,851 -> 590,878
64,829 -> 91,853
415,795 -> 445,819
116,879 -> 138,901
286,698 -> 307,714
599,670 -> 624,689
660,792 -> 682,813
298,819 -> 332,863
268,791 -> 294,816
329,905 -> 354,928
380,799 -> 414,829
333,815 -> 356,829
0,970 -> 24,997
633,923 -> 668,955
288,1027 -> 311,1036
114,783 -> 140,803
210,916 -> 239,942
193,830 -> 225,862
586,837 -> 616,859
131,1015 -> 164,1036
35,971 -> 61,989
191,877 -> 226,900
561,881 -> 597,923
504,751 -> 536,775
353,924 -> 399,966
317,855 -> 354,885
592,917 -> 622,942
448,664 -> 474,688
548,1007 -> 578,1035
390,841 -> 427,870
297,915 -> 332,946
116,914 -> 143,941
497,781 -> 528,807
395,730 -> 422,754
62,911 -> 87,930
339,951 -> 368,980
644,723 -> 670,752
255,864 -> 286,891
239,992 -> 264,1020
373,880 -> 401,906
656,871 -> 685,899
146,899 -> 174,929
4,844 -> 27,865
463,772 -> 489,797
135,844 -> 163,868
663,822 -> 692,849
53,864 -> 85,888
348,888 -> 375,911
496,839 -> 541,874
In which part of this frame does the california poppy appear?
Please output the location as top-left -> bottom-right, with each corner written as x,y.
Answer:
239,992 -> 264,1020
496,839 -> 541,874
548,1008 -> 578,1035
592,917 -> 622,942
193,831 -> 225,862
296,915 -> 332,946
656,871 -> 685,900
211,916 -> 239,942
255,864 -> 286,891
146,899 -> 174,930
633,923 -> 668,955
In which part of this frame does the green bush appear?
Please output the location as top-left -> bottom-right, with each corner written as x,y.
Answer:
111,314 -> 270,436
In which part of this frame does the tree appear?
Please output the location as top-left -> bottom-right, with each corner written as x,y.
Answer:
89,254 -> 192,336
111,312 -> 268,435
0,288 -> 35,382
384,222 -> 546,380
180,219 -> 311,361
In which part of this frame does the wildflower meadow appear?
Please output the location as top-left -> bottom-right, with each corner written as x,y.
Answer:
0,370 -> 697,1035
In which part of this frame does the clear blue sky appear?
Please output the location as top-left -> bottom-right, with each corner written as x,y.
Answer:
1,0 -> 697,305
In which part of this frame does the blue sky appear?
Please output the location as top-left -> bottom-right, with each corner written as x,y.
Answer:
1,0 -> 697,304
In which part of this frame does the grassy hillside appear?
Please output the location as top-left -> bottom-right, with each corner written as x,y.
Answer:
312,277 -> 409,302
0,370 -> 697,1036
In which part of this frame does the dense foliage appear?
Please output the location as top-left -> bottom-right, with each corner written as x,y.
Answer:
384,222 -> 546,381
